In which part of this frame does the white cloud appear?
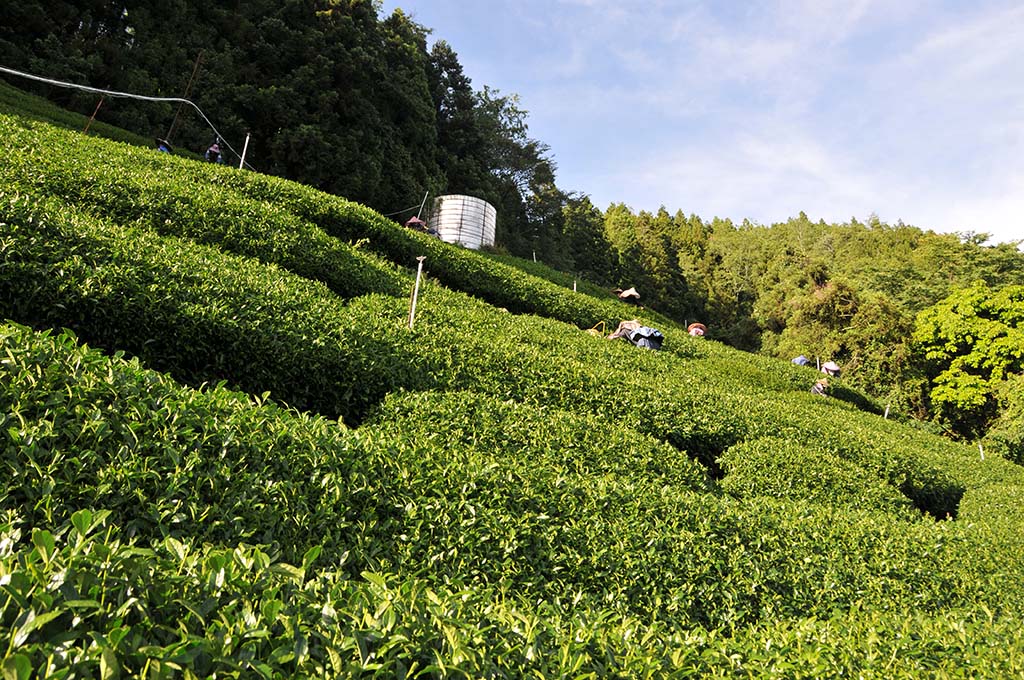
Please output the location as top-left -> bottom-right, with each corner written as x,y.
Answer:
384,0 -> 1024,245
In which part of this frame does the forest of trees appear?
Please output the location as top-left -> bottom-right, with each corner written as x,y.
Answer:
0,0 -> 565,250
2,0 -> 1022,458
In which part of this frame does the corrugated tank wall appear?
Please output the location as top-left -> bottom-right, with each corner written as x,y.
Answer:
429,195 -> 496,249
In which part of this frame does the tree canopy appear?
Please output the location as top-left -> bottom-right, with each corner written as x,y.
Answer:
914,283 -> 1024,440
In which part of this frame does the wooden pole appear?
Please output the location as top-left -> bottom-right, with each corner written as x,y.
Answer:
166,49 -> 204,142
83,95 -> 104,134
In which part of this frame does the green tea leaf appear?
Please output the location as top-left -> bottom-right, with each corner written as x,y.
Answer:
2,654 -> 32,680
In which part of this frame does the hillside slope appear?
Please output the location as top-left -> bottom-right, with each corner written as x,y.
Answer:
3,111 -> 1024,677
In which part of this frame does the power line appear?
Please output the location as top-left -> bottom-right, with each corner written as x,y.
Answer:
0,63 -> 255,170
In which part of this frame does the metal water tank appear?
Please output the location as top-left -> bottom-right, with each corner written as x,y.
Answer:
429,195 -> 496,249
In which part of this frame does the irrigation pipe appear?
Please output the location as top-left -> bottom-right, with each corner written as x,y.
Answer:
0,64 -> 255,170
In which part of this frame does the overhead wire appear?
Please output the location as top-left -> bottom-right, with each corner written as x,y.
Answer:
383,204 -> 424,218
0,64 -> 255,170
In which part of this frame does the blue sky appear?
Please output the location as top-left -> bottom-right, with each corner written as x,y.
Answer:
380,0 -> 1023,247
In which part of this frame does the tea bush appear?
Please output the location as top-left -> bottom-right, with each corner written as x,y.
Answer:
9,512 -> 1022,678
186,150 -> 664,332
0,114 -> 410,299
0,80 -> 154,148
0,193 -> 436,423
0,183 -> 990,520
5,110 -> 1024,674
0,321 -> 404,561
719,437 -> 920,517
9,323 -> 1024,632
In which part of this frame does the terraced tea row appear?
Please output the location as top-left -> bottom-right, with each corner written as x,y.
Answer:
4,111 -> 1024,676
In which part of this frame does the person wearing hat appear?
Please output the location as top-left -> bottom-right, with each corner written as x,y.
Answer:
404,216 -> 428,232
614,287 -> 641,306
155,138 -> 173,153
687,322 -> 707,337
821,361 -> 841,378
811,378 -> 830,396
205,141 -> 223,164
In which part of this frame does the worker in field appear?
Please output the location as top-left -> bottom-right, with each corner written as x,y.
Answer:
821,361 -> 841,378
607,319 -> 663,350
811,378 -> 830,396
155,138 -> 173,153
687,322 -> 707,337
404,216 -> 428,231
205,140 -> 224,163
614,287 -> 641,306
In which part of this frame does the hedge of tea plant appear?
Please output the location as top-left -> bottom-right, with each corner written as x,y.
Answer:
0,192 -> 437,423
6,109 -> 1024,674
478,248 -> 617,300
719,437 -> 920,517
0,114 -> 411,300
7,510 -> 1024,678
5,288 -> 1024,673
7,322 -> 1024,632
0,111 -> 858,410
0,111 -> 697,346
392,300 -> 967,517
0,187 -> 984,518
2,173 -> 1007,523
172,142 -> 677,333
0,80 -> 155,149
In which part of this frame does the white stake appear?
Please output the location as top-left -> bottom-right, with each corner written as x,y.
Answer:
979,443 -> 985,460
408,256 -> 427,329
417,191 -> 429,219
239,132 -> 251,169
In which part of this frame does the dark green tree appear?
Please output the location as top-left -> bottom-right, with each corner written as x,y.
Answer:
562,195 -> 616,286
427,39 -> 488,197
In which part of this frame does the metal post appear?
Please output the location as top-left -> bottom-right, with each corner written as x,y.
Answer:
979,443 -> 985,460
884,404 -> 890,419
416,191 -> 429,219
239,132 -> 251,169
408,256 -> 427,329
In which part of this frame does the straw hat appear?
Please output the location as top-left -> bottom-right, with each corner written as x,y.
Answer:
617,287 -> 640,300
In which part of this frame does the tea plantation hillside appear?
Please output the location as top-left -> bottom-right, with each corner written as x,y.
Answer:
3,112 -> 1024,677
0,79 -> 162,151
